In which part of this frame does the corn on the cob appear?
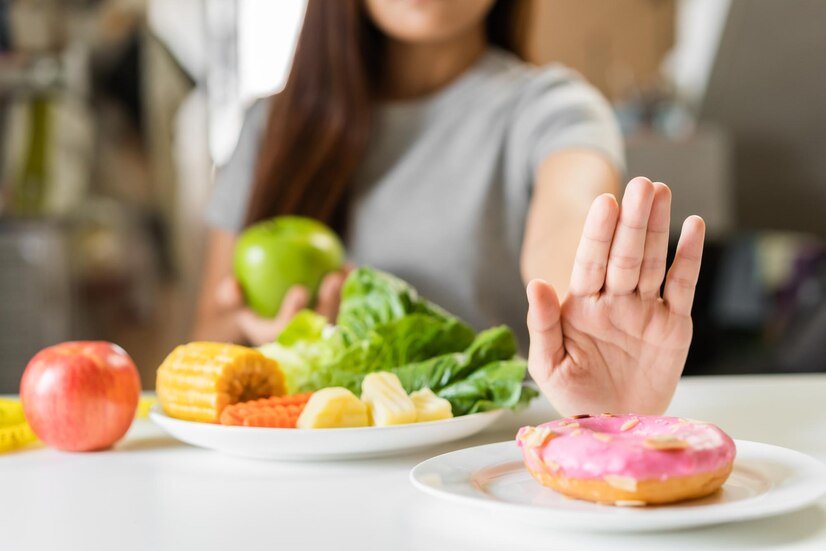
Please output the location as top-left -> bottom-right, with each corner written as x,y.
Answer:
156,342 -> 285,423
410,388 -> 453,422
360,372 -> 417,426
296,388 -> 368,429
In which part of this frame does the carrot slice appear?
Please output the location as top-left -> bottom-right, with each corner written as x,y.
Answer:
219,393 -> 313,428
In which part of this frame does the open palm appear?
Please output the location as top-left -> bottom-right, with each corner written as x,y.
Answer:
527,178 -> 705,416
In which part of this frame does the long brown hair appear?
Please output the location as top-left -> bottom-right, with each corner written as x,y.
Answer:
246,0 -> 531,229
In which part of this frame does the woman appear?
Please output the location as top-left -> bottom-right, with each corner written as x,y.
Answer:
195,0 -> 705,416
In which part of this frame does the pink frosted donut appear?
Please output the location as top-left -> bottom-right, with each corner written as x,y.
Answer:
517,414 -> 736,506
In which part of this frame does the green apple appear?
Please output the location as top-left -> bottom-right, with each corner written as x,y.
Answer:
233,216 -> 345,317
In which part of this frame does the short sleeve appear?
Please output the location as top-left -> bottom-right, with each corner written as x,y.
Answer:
204,98 -> 271,232
509,65 -> 625,180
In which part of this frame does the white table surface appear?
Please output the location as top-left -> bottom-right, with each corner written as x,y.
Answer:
2,374 -> 825,551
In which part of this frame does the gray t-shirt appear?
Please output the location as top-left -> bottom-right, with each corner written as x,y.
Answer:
206,48 -> 624,353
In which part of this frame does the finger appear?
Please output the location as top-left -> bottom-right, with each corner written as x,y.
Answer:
215,276 -> 244,311
527,279 -> 565,384
236,311 -> 283,346
276,285 -> 310,323
605,177 -> 656,294
315,272 -> 345,320
568,194 -> 620,296
235,287 -> 309,345
637,183 -> 671,297
664,216 -> 706,316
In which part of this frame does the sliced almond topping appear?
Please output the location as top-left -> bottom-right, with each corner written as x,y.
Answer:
569,429 -> 583,436
519,426 -> 556,448
600,412 -> 615,417
559,421 -> 580,429
527,448 -> 543,469
644,435 -> 690,451
571,414 -> 592,419
620,418 -> 640,432
603,475 -> 638,492
593,432 -> 612,443
545,461 -> 560,472
614,500 -> 647,507
517,426 -> 534,444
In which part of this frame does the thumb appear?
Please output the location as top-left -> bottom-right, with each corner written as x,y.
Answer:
526,279 -> 565,383
216,276 -> 244,311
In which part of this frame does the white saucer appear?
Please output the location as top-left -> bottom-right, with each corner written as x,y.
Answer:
410,439 -> 826,532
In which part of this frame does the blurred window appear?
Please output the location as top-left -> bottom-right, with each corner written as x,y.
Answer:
149,0 -> 306,165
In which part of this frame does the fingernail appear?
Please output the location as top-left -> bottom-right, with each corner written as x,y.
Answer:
526,279 -> 543,303
628,176 -> 653,186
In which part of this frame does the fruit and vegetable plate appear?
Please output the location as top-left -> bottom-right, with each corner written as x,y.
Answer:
150,266 -> 538,460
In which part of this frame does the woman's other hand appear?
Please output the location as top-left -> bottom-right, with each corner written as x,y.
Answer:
215,270 -> 347,347
526,177 -> 705,416
194,229 -> 349,346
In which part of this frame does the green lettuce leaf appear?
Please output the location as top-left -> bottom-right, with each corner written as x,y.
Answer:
463,325 -> 517,368
327,325 -> 518,396
320,313 -> 474,393
260,268 -> 539,415
392,326 -> 518,393
437,360 -> 538,416
337,267 -> 465,339
264,309 -> 475,394
258,310 -> 344,393
276,309 -> 328,346
374,314 -> 475,366
392,353 -> 466,395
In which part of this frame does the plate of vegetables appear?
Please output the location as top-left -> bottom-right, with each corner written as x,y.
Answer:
150,267 -> 537,460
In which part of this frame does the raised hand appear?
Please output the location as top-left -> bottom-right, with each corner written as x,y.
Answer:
526,177 -> 705,416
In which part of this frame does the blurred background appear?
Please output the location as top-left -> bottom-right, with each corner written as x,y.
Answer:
0,0 -> 824,390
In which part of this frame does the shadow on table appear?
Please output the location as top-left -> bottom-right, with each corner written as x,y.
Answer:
138,427 -> 520,480
311,428 -> 519,472
675,505 -> 826,547
404,498 -> 826,550
114,436 -> 186,453
0,441 -> 45,457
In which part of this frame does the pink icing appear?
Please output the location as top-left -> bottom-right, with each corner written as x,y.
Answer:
516,414 -> 736,481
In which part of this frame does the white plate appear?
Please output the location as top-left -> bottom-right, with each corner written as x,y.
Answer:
410,440 -> 826,532
150,405 -> 503,461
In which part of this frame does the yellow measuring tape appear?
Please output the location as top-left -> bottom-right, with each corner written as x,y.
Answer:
136,396 -> 156,419
0,398 -> 38,453
0,396 -> 156,454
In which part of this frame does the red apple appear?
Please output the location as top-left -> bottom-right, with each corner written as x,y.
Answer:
20,341 -> 141,451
